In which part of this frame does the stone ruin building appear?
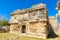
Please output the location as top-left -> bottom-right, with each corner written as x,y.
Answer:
10,3 -> 49,38
9,0 -> 60,38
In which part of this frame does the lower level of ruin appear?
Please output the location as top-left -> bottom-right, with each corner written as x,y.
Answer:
10,21 -> 49,38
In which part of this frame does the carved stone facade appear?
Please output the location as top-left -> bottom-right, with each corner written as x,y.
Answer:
10,3 -> 49,38
9,1 -> 60,38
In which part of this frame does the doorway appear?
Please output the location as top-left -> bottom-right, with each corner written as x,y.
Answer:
21,25 -> 26,33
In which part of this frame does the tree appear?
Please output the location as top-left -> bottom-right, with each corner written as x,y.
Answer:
0,20 -> 10,26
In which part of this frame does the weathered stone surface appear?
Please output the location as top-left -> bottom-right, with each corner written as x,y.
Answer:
49,16 -> 59,32
9,0 -> 60,39
10,3 -> 49,38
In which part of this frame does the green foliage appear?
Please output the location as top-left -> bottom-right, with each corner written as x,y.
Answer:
0,20 -> 10,26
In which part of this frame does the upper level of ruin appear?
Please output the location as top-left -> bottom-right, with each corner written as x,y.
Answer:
11,3 -> 47,16
10,3 -> 48,24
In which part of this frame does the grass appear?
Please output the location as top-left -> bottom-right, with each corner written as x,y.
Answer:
0,33 -> 60,40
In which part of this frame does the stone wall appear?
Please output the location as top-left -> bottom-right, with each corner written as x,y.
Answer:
10,3 -> 49,38
49,16 -> 59,32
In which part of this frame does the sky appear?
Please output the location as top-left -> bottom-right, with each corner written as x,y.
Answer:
0,0 -> 58,21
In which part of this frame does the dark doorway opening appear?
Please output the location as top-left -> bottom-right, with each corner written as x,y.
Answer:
21,25 -> 26,33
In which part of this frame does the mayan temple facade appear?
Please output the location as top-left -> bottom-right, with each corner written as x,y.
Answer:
9,0 -> 60,38
10,3 -> 49,38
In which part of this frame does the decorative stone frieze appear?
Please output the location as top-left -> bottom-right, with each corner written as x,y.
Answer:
10,3 -> 49,38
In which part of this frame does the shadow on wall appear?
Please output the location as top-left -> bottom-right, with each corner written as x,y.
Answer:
47,23 -> 59,38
